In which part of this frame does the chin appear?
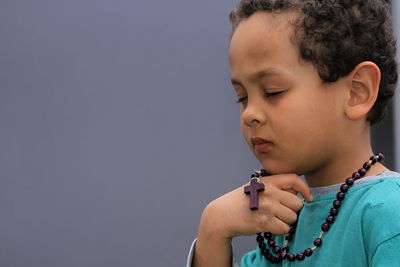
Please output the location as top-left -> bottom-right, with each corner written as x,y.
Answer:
260,161 -> 289,175
259,158 -> 302,176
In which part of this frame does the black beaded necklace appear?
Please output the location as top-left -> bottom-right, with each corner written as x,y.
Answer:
251,153 -> 385,264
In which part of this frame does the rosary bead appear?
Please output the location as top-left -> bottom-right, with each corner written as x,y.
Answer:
346,178 -> 354,186
279,252 -> 287,260
363,162 -> 371,170
314,238 -> 323,247
269,256 -> 276,263
261,248 -> 269,256
333,200 -> 341,208
337,192 -> 345,200
273,246 -> 282,254
330,208 -> 339,216
378,153 -> 385,162
260,169 -> 269,176
304,248 -> 313,257
340,184 -> 349,192
287,254 -> 296,262
268,239 -> 276,247
251,173 -> 260,178
267,254 -> 274,262
370,155 -> 378,163
326,215 -> 335,224
264,232 -> 272,239
352,172 -> 361,179
289,227 -> 295,234
321,223 -> 330,232
282,246 -> 290,252
358,168 -> 367,176
256,235 -> 264,243
296,253 -> 305,261
285,234 -> 293,241
273,256 -> 281,264
259,242 -> 267,250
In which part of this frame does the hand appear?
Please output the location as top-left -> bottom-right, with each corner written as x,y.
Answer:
199,173 -> 313,240
193,173 -> 312,267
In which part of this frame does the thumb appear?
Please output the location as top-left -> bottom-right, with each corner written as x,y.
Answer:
267,174 -> 314,202
283,188 -> 313,202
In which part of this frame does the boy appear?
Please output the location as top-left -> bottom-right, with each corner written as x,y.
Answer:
188,0 -> 399,266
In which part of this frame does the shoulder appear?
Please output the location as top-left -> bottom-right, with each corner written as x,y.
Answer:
360,176 -> 400,231
346,173 -> 400,213
357,175 -> 400,257
358,174 -> 400,222
360,174 -> 400,207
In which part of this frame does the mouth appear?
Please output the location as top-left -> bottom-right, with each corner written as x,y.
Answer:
251,137 -> 273,152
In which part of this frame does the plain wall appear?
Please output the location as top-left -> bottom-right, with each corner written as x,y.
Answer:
0,1 -> 397,267
0,1 -> 257,266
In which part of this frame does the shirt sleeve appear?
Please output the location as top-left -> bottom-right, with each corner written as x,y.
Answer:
186,238 -> 239,267
370,233 -> 400,267
186,238 -> 197,267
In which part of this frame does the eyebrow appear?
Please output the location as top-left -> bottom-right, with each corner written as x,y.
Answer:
230,68 -> 283,87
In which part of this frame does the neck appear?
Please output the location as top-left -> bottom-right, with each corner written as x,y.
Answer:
304,130 -> 389,187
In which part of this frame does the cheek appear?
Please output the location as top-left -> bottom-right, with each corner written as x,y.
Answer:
284,99 -> 340,148
274,100 -> 329,143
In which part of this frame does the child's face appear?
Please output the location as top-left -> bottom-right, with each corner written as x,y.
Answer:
229,11 -> 349,176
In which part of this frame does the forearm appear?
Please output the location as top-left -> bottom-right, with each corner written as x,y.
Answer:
192,233 -> 232,267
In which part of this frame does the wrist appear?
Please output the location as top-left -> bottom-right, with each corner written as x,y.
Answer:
199,201 -> 233,242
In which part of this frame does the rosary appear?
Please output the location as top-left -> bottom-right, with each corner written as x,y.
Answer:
244,153 -> 385,264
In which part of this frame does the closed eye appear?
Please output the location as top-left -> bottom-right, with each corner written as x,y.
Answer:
235,91 -> 283,104
265,91 -> 283,98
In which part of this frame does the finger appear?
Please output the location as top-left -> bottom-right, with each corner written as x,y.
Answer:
259,183 -> 303,212
263,217 -> 290,235
262,174 -> 313,202
272,204 -> 298,225
277,190 -> 304,212
283,188 -> 297,195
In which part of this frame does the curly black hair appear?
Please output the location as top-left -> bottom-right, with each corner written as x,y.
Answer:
229,0 -> 398,125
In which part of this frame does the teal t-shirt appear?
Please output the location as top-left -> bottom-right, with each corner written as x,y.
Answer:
241,172 -> 400,267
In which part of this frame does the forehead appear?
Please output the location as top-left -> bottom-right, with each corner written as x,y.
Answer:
229,11 -> 301,79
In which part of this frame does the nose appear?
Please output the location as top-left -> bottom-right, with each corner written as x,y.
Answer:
241,100 -> 265,127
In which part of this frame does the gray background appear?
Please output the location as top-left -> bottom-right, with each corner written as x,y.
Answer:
0,1 -> 398,267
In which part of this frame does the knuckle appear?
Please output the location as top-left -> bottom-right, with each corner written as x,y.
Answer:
292,198 -> 304,211
260,198 -> 272,210
260,198 -> 278,213
275,224 -> 290,235
288,212 -> 298,225
260,180 -> 272,192
255,214 -> 270,231
263,183 -> 277,196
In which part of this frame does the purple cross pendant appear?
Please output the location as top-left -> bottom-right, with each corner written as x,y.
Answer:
244,178 -> 265,210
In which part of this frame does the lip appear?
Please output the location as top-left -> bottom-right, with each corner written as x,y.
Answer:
251,137 -> 273,153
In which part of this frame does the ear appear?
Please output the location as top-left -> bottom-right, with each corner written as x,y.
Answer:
344,61 -> 381,121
